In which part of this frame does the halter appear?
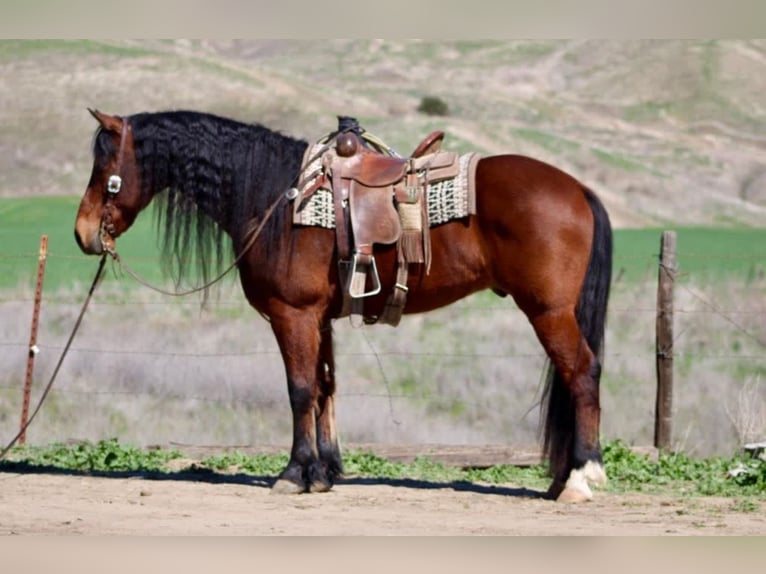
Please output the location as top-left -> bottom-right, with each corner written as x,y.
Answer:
100,117 -> 129,252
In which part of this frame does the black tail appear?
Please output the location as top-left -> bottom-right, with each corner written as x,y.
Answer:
541,186 -> 612,479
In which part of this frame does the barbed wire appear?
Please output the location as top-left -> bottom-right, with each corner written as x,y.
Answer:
2,291 -> 764,316
1,340 -> 763,363
0,247 -> 763,415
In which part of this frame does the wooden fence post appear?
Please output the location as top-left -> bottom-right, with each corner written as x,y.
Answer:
19,235 -> 48,445
654,230 -> 676,450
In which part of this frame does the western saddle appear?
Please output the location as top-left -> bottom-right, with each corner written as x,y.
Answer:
293,120 -> 463,326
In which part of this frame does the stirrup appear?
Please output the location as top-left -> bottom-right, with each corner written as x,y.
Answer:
348,252 -> 381,298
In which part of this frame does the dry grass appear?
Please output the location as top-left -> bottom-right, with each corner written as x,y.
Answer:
1,275 -> 764,457
726,377 -> 766,447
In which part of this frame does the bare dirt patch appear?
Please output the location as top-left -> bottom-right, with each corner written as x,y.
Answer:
1,471 -> 763,535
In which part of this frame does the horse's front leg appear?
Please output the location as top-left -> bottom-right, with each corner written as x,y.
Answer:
269,305 -> 332,494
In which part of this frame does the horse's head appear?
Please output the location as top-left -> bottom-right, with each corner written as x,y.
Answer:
75,109 -> 147,255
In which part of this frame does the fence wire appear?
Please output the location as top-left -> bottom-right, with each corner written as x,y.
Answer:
1,248 -> 764,455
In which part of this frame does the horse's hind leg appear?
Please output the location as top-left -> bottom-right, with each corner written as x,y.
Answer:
314,322 -> 343,489
530,308 -> 607,502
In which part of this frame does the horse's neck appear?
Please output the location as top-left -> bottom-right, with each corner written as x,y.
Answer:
146,143 -> 235,234
143,126 -> 304,242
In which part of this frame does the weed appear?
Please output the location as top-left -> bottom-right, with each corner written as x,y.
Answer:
6,438 -> 183,472
4,439 -> 765,498
602,439 -> 766,497
342,450 -> 409,479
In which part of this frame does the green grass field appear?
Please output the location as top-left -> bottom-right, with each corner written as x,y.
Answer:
614,227 -> 766,284
0,196 -> 185,291
1,197 -> 763,291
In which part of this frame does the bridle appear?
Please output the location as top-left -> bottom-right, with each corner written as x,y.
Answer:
99,116 -> 129,253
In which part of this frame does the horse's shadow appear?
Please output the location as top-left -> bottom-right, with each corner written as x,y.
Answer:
339,475 -> 543,498
0,461 -> 544,499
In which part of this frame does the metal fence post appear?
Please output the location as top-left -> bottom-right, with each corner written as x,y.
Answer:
19,235 -> 48,445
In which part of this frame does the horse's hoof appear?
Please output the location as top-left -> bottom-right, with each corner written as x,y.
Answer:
556,486 -> 592,503
270,479 -> 306,495
554,460 -> 608,503
309,480 -> 333,493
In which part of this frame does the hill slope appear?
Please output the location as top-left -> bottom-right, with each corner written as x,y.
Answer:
2,39 -> 766,228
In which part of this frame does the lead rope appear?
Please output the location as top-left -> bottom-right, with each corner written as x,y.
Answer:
0,254 -> 108,460
106,191 -> 286,298
0,194 -> 284,460
0,132 -> 342,460
0,189 -> 285,460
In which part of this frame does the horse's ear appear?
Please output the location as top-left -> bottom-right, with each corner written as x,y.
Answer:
88,108 -> 123,132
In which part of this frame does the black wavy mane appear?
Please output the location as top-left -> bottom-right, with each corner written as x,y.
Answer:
97,110 -> 309,288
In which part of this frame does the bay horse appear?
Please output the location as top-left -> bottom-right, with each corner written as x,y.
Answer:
74,109 -> 612,503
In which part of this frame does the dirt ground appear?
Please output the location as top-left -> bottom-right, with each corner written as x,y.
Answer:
1,469 -> 764,535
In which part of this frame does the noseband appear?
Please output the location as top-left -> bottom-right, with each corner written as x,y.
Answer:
100,117 -> 129,252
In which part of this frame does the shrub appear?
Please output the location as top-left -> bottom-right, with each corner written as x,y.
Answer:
417,96 -> 449,116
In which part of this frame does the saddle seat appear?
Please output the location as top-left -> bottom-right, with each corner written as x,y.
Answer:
336,136 -> 409,188
338,129 -> 445,187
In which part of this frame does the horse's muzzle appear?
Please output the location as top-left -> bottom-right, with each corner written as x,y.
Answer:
74,228 -> 104,255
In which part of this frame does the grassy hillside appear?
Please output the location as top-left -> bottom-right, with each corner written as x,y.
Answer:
2,39 -> 766,228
